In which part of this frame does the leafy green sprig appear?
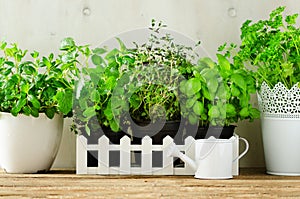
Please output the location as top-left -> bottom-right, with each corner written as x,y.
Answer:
235,6 -> 300,89
179,50 -> 260,126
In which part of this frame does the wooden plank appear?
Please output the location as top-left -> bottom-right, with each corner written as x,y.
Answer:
1,168 -> 300,198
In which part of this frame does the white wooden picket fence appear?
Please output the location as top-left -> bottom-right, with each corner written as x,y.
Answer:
76,135 -> 240,175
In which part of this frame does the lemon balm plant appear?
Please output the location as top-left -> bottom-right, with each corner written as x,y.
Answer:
0,38 -> 89,173
0,38 -> 86,118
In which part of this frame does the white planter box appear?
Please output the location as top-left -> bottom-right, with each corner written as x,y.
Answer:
76,134 -> 241,175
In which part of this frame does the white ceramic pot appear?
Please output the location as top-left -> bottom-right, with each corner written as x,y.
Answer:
0,112 -> 63,173
261,117 -> 300,175
258,82 -> 300,175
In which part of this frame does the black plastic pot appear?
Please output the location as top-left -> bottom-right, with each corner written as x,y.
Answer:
194,125 -> 236,139
84,122 -> 236,144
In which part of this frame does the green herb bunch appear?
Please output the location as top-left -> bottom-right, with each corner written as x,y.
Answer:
0,38 -> 88,118
73,20 -> 199,134
179,45 -> 260,126
235,6 -> 300,89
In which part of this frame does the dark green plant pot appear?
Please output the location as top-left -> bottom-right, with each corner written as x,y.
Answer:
88,122 -> 236,144
194,125 -> 236,139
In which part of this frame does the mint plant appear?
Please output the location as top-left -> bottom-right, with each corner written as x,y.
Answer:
0,38 -> 87,119
235,6 -> 300,89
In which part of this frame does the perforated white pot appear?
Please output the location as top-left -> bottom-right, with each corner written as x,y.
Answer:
258,82 -> 300,175
0,112 -> 63,173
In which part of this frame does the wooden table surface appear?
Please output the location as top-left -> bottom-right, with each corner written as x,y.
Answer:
1,168 -> 300,198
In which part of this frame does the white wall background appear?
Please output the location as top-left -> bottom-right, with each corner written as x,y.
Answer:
0,0 -> 299,168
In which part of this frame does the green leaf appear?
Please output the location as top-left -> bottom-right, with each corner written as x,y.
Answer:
83,107 -> 96,118
217,53 -> 231,71
207,78 -> 219,96
56,89 -> 73,114
198,57 -> 216,69
122,55 -> 135,65
11,98 -> 27,116
30,107 -> 39,117
20,83 -> 30,94
104,107 -> 113,120
43,87 -> 56,98
226,104 -> 236,117
285,13 -> 299,25
231,73 -> 246,91
91,54 -> 104,66
45,107 -> 56,119
109,119 -> 119,132
93,48 -> 107,55
130,94 -> 140,109
186,96 -> 197,109
202,86 -> 212,101
42,57 -> 52,68
23,65 -> 36,75
22,106 -> 31,116
30,51 -> 39,59
231,84 -> 241,97
208,106 -> 220,118
79,98 -> 88,109
188,113 -> 198,125
239,107 -> 249,117
60,37 -> 75,50
85,124 -> 91,136
105,48 -> 120,61
91,90 -> 100,102
193,101 -> 204,116
184,78 -> 202,96
28,95 -> 41,109
115,37 -> 127,52
0,41 -> 7,50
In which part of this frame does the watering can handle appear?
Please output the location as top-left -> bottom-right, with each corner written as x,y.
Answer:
233,137 -> 249,162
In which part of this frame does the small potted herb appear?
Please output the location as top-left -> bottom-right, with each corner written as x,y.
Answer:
72,20 -> 200,144
0,38 -> 87,173
235,6 -> 300,175
180,43 -> 260,139
73,20 -> 259,144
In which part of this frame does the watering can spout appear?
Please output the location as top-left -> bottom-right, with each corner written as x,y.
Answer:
167,142 -> 198,171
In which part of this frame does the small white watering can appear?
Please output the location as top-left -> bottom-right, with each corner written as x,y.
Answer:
168,136 -> 249,179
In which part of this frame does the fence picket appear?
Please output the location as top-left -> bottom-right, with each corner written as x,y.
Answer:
120,136 -> 131,175
98,135 -> 109,174
76,136 -> 87,174
141,136 -> 152,175
154,136 -> 173,175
